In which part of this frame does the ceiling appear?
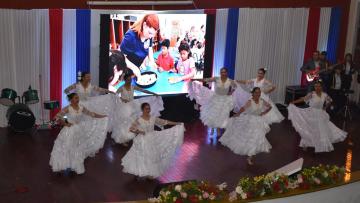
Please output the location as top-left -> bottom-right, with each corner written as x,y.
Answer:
0,0 -> 348,9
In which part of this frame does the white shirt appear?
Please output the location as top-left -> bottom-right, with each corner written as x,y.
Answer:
334,74 -> 341,90
314,61 -> 320,68
345,63 -> 351,75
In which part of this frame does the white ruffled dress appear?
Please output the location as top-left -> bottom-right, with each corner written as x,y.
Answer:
188,78 -> 235,128
49,105 -> 108,174
219,99 -> 272,156
288,92 -> 347,152
111,85 -> 164,144
75,83 -> 118,132
121,117 -> 184,178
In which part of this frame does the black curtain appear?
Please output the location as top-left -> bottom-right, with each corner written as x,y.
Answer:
99,14 -> 110,88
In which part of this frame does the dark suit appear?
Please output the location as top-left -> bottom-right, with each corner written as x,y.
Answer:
340,62 -> 356,90
328,72 -> 346,113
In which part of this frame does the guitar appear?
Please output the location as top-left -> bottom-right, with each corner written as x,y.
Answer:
306,63 -> 340,82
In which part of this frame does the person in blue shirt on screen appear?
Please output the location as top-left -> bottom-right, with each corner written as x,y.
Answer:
120,14 -> 159,78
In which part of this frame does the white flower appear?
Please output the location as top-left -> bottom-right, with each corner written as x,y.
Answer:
209,194 -> 216,200
180,192 -> 187,199
198,195 -> 202,201
240,192 -> 247,199
148,197 -> 159,203
228,191 -> 238,202
235,186 -> 243,194
297,174 -> 303,184
173,197 -> 177,202
165,191 -> 171,196
174,185 -> 182,192
260,190 -> 265,196
323,171 -> 329,178
314,177 -> 321,185
217,182 -> 227,191
159,191 -> 166,196
202,192 -> 209,199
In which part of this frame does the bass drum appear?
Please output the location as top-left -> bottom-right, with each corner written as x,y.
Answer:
6,104 -> 35,132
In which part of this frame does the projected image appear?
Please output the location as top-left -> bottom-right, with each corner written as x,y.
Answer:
108,13 -> 207,96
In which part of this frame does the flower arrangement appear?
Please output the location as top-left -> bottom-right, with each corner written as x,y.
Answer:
148,165 -> 345,203
229,164 -> 345,202
148,181 -> 227,203
297,164 -> 345,190
229,173 -> 296,201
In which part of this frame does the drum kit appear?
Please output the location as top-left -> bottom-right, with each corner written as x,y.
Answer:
0,86 -> 59,132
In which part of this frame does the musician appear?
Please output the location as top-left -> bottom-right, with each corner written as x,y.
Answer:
340,53 -> 356,90
329,66 -> 346,113
319,51 -> 332,91
300,51 -> 325,92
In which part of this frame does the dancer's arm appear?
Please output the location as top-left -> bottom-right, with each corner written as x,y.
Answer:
134,86 -> 159,96
83,107 -> 107,118
54,107 -> 72,127
192,77 -> 216,83
129,119 -> 145,135
234,100 -> 251,117
264,80 -> 276,94
155,118 -> 182,126
64,83 -> 77,94
235,79 -> 251,84
93,85 -> 115,94
324,94 -> 333,110
260,100 -> 272,116
291,93 -> 312,104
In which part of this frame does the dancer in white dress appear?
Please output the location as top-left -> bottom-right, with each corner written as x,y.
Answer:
236,68 -> 284,124
189,67 -> 236,135
112,74 -> 163,145
121,103 -> 184,178
220,87 -> 272,165
64,72 -> 118,132
288,81 -> 347,153
49,93 -> 108,174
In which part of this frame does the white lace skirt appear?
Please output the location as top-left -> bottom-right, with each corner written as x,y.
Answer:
121,124 -> 185,178
220,114 -> 271,156
287,104 -> 347,152
111,96 -> 164,144
49,117 -> 108,174
188,81 -> 234,128
80,94 -> 119,132
260,94 -> 284,124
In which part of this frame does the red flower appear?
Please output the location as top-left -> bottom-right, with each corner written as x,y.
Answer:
175,199 -> 183,203
272,182 -> 280,192
189,195 -> 198,203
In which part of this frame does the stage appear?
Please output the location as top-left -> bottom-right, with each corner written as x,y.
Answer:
0,109 -> 359,202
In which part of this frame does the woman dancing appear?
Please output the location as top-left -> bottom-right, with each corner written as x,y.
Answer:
111,74 -> 163,145
50,93 -> 108,174
64,72 -> 118,132
121,103 -> 184,179
288,80 -> 347,152
189,67 -> 236,135
220,87 -> 272,165
235,68 -> 284,124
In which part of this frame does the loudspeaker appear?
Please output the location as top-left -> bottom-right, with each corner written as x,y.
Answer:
284,85 -> 307,104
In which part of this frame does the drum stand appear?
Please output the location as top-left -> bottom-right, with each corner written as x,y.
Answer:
339,91 -> 353,121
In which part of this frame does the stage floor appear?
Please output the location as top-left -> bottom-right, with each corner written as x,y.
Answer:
0,111 -> 359,202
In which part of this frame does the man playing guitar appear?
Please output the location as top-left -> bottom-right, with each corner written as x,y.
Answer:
301,51 -> 325,91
